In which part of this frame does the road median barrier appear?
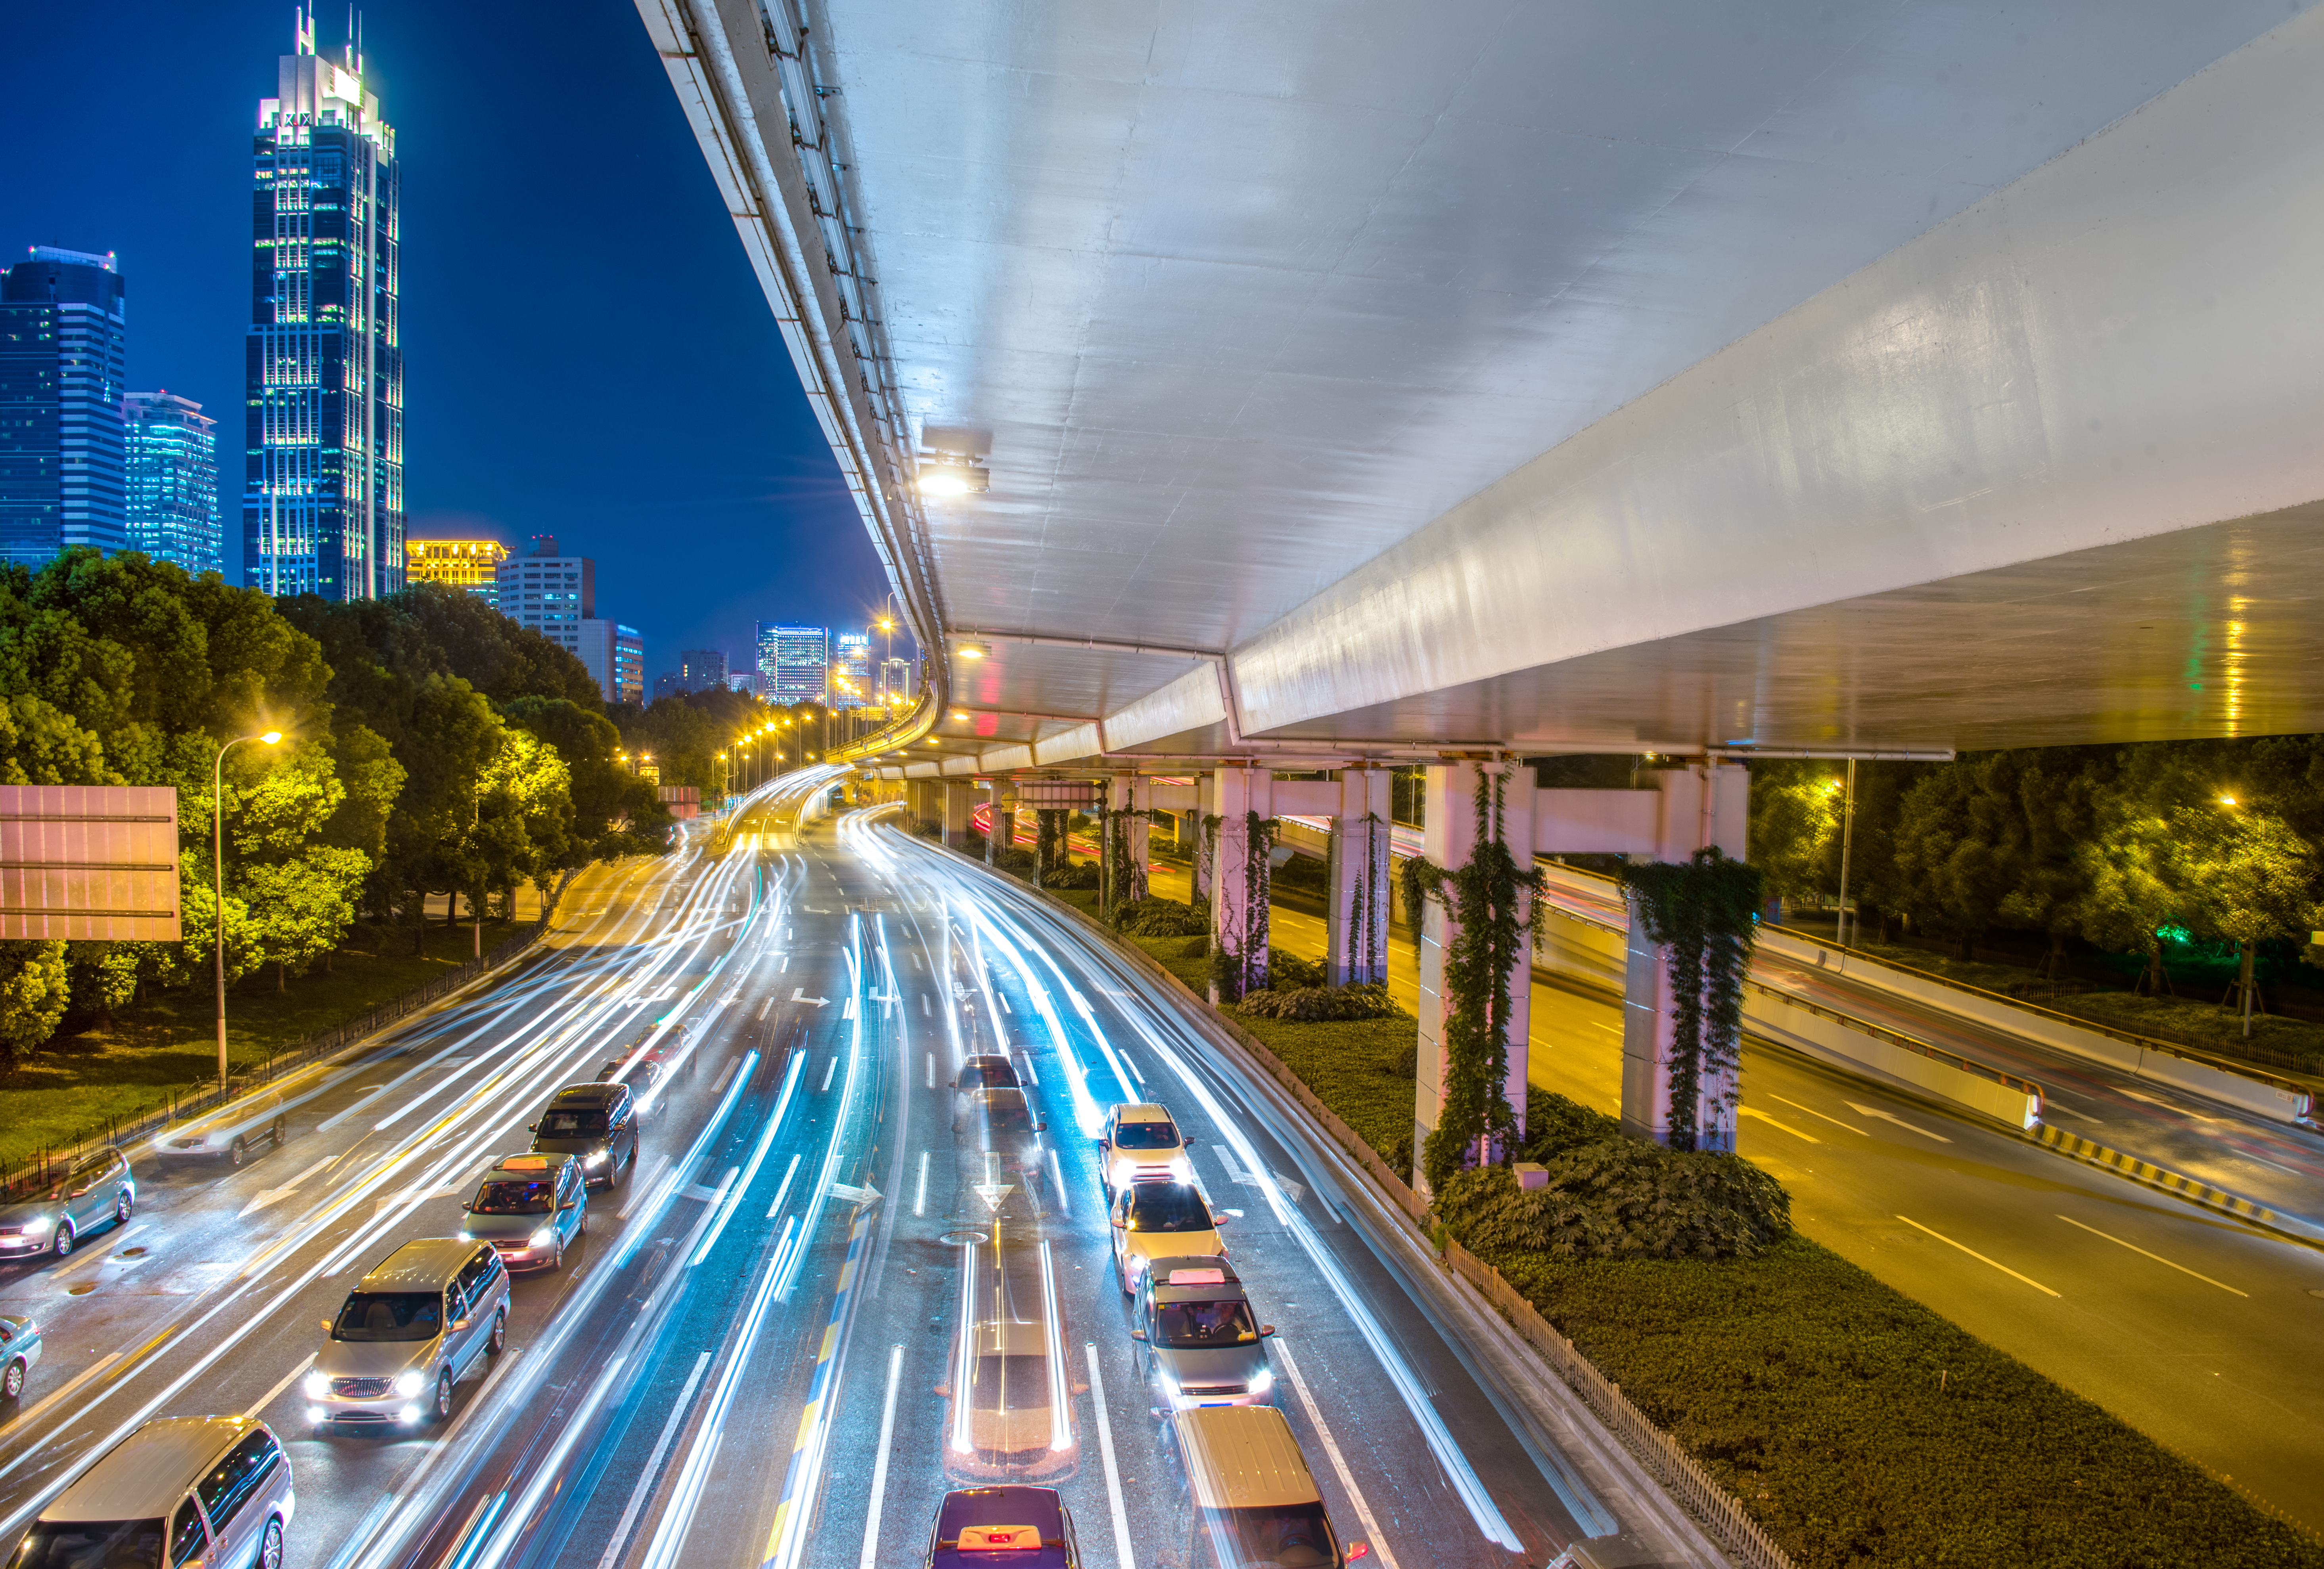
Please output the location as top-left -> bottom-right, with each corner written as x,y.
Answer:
2027,1125 -> 2324,1249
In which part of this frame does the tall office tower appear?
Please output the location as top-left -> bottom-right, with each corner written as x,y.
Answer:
831,632 -> 872,709
123,392 -> 220,577
0,248 -> 128,569
247,14 -> 402,599
877,656 -> 911,706
678,649 -> 727,693
580,620 -> 644,705
406,538 -> 508,600
727,671 -> 760,697
495,535 -> 594,659
756,623 -> 829,706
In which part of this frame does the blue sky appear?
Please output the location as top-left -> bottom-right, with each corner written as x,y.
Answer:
3,0 -> 897,681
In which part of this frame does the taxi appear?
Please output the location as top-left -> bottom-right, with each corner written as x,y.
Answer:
1109,1179 -> 1228,1296
1096,1104 -> 1193,1197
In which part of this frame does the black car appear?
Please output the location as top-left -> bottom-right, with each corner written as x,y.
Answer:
528,1083 -> 638,1189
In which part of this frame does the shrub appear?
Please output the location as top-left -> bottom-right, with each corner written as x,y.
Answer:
1437,1142 -> 1790,1262
1044,859 -> 1102,890
1238,982 -> 1397,1021
995,847 -> 1038,878
1266,948 -> 1327,988
1517,1086 -> 1623,1160
1113,895 -> 1209,937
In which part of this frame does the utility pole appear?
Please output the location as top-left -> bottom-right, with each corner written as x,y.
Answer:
1835,758 -> 1858,949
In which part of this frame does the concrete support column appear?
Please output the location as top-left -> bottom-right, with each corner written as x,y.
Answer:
985,782 -> 1006,865
1325,767 -> 1393,986
941,781 -> 973,849
1207,765 -> 1274,1000
1107,775 -> 1148,907
1413,762 -> 1537,1181
1619,762 -> 1751,1151
1192,772 -> 1217,903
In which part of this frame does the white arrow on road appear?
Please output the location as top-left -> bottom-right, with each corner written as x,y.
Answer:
830,1181 -> 884,1208
971,1182 -> 1014,1213
792,989 -> 829,1007
1845,1102 -> 1952,1142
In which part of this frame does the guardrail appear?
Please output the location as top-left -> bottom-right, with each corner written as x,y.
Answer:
1744,978 -> 2043,1101
0,871 -> 577,1199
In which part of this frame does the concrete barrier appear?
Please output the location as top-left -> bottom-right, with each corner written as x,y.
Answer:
1743,984 -> 2044,1131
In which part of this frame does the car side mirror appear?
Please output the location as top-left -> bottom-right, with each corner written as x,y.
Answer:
1261,1324 -> 1276,1337
1182,1137 -> 1199,1147
450,1318 -> 472,1334
1212,1215 -> 1229,1226
67,1187 -> 88,1199
527,1122 -> 538,1133
1035,1121 -> 1048,1133
560,1201 -> 577,1212
320,1318 -> 334,1334
1129,1326 -> 1146,1341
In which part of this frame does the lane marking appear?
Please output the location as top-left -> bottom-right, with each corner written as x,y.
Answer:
1120,1054 -> 1146,1087
820,1056 -> 838,1093
242,1353 -> 316,1420
1848,1102 -> 1953,1142
1049,1149 -> 1069,1218
0,1351 -> 123,1437
595,1352 -> 713,1569
1018,1050 -> 1040,1086
1738,1106 -> 1819,1144
2055,1213 -> 2248,1296
1273,1339 -> 1399,1569
1895,1215 -> 2059,1297
920,994 -> 930,1017
711,1057 -> 740,1094
914,1151 -> 929,1218
1768,1094 -> 1868,1136
757,997 -> 773,1020
766,1154 -> 803,1220
856,1345 -> 906,1569
1082,1343 -> 1137,1569
925,1052 -> 935,1090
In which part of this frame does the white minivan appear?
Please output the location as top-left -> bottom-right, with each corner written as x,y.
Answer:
8,1415 -> 293,1569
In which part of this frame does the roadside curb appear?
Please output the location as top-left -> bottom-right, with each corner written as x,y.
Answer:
2025,1124 -> 2324,1251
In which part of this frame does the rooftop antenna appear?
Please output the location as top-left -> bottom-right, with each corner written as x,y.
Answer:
344,3 -> 353,69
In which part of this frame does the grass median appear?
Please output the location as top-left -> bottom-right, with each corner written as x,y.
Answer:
0,918 -> 526,1172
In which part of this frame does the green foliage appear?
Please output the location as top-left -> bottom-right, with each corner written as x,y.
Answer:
1237,982 -> 1396,1021
1111,895 -> 1209,938
0,942 -> 68,1068
609,685 -> 773,796
1745,762 -> 1844,906
502,696 -> 669,862
1043,858 -> 1101,890
1515,1085 -> 1623,1159
1213,813 -> 1278,1001
1437,1146 -> 1790,1261
1620,846 -> 1763,1152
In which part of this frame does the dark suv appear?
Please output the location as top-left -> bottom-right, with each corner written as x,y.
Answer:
528,1083 -> 638,1189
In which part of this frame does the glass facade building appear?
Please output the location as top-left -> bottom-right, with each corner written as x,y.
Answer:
757,623 -> 828,706
877,655 -> 912,706
0,248 -> 128,569
247,20 -> 402,599
832,632 -> 872,708
124,391 -> 221,577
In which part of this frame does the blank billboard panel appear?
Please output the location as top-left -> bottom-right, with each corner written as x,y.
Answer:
0,785 -> 180,941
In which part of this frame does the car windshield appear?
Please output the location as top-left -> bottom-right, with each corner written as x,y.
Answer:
538,1109 -> 607,1137
1153,1298 -> 1259,1348
471,1179 -> 552,1215
6,1519 -> 165,1569
962,1058 -> 1019,1089
970,1352 -> 1052,1410
982,1100 -> 1035,1136
1124,1185 -> 1212,1233
333,1292 -> 444,1341
1201,1503 -> 1337,1569
1113,1121 -> 1179,1150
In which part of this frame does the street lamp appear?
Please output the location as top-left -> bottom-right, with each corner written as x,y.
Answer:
214,730 -> 282,1091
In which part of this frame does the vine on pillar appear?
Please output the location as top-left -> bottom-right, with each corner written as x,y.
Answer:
1620,846 -> 1764,1152
1207,811 -> 1277,1001
1401,767 -> 1543,1192
1344,811 -> 1387,984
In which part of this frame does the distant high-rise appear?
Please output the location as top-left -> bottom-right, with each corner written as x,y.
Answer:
0,248 -> 128,568
124,392 -> 220,577
831,632 -> 872,709
496,535 -> 594,659
581,620 -> 644,706
247,14 -> 402,599
678,649 -> 728,693
757,624 -> 828,706
406,538 -> 508,600
877,656 -> 911,706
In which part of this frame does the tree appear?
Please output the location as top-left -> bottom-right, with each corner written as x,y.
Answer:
1890,759 -> 2021,958
1746,762 -> 1844,910
502,696 -> 672,861
0,941 -> 68,1070
2072,811 -> 2182,995
2173,803 -> 2323,1034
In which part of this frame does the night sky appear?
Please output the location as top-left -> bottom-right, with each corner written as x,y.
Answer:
2,0 -> 898,683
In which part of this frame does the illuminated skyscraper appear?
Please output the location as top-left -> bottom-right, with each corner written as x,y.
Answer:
247,13 -> 402,599
756,623 -> 828,705
124,392 -> 220,577
0,248 -> 128,568
877,656 -> 911,706
832,632 -> 872,709
406,538 -> 508,599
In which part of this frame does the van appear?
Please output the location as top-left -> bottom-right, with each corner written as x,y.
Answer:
1165,1405 -> 1355,1569
8,1415 -> 293,1569
305,1239 -> 509,1429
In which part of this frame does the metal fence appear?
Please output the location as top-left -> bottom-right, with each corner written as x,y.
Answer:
1,873 -> 577,1198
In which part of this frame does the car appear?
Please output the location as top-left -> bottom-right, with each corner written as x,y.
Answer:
152,1083 -> 293,1167
942,1319 -> 1079,1480
1109,1180 -> 1228,1296
528,1082 -> 638,1188
0,1148 -> 135,1261
0,1315 -> 41,1401
10,1416 -> 293,1569
952,1054 -> 1021,1130
923,1485 -> 1082,1568
458,1154 -> 587,1271
306,1239 -> 509,1430
1128,1257 -> 1276,1409
1165,1405 -> 1356,1568
1096,1104 -> 1193,1196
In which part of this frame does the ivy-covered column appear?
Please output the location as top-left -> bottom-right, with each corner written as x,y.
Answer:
1326,767 -> 1392,986
1206,765 -> 1275,1003
1192,772 -> 1217,903
1120,775 -> 1151,903
1410,760 -> 1536,1192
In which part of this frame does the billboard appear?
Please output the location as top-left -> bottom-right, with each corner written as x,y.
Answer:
0,785 -> 180,940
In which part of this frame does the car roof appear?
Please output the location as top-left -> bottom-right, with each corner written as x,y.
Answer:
965,1052 -> 1012,1065
937,1486 -> 1065,1534
969,1320 -> 1053,1358
484,1154 -> 573,1177
1173,1406 -> 1321,1510
357,1238 -> 481,1291
548,1084 -> 622,1106
44,1416 -> 252,1521
1108,1103 -> 1173,1124
1145,1257 -> 1243,1299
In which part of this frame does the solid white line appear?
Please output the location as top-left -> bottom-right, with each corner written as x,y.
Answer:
1769,1093 -> 1868,1136
242,1353 -> 315,1420
594,1351 -> 713,1569
925,1052 -> 935,1090
711,1057 -> 740,1093
1082,1343 -> 1137,1569
766,1154 -> 803,1220
820,1056 -> 838,1093
1738,1106 -> 1819,1144
1121,1054 -> 1145,1086
856,1345 -> 906,1569
1049,1148 -> 1069,1218
1896,1215 -> 2060,1297
1272,1339 -> 1399,1569
1018,1050 -> 1040,1086
757,997 -> 773,1020
2055,1213 -> 2248,1295
914,1151 -> 929,1218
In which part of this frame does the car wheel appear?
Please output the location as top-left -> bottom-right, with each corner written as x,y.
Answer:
228,1136 -> 249,1168
487,1309 -> 506,1357
550,1235 -> 564,1272
575,1207 -> 588,1238
270,1116 -> 287,1148
114,1190 -> 133,1228
257,1517 -> 283,1569
3,1357 -> 24,1401
433,1367 -> 454,1422
50,1223 -> 73,1260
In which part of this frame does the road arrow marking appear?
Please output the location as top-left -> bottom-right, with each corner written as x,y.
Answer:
1739,1106 -> 1820,1144
1845,1102 -> 1952,1142
792,989 -> 829,1007
843,995 -> 858,1020
971,1182 -> 1014,1213
830,1181 -> 883,1208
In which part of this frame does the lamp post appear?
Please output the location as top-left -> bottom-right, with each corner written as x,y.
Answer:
214,730 -> 282,1091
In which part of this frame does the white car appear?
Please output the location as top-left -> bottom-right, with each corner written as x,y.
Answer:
1096,1104 -> 1194,1197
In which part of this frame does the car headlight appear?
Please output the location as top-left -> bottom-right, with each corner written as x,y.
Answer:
529,1225 -> 555,1248
398,1404 -> 422,1424
21,1216 -> 50,1238
307,1407 -> 326,1425
584,1151 -> 607,1168
1246,1368 -> 1273,1396
1168,1157 -> 1192,1181
303,1372 -> 330,1400
393,1370 -> 426,1397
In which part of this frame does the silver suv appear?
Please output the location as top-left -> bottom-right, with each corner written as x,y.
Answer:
306,1239 -> 509,1430
0,1148 -> 134,1262
1129,1255 -> 1276,1409
9,1415 -> 293,1569
459,1154 -> 587,1271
